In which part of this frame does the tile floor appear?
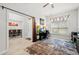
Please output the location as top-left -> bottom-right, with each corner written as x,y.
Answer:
5,35 -> 71,55
6,37 -> 33,55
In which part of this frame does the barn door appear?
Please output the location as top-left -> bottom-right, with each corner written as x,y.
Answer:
0,7 -> 7,54
32,17 -> 37,42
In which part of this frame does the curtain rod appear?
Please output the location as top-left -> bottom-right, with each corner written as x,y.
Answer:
0,5 -> 33,18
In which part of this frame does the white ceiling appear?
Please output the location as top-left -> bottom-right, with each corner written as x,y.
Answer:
0,3 -> 79,17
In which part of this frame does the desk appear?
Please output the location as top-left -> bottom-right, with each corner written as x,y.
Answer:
9,29 -> 22,38
39,32 -> 47,40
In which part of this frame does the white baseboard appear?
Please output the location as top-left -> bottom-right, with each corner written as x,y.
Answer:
0,49 -> 8,55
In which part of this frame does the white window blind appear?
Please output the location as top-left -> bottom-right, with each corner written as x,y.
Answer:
50,15 -> 69,35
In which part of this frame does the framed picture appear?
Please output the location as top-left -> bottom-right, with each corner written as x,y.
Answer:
40,18 -> 44,25
9,22 -> 18,26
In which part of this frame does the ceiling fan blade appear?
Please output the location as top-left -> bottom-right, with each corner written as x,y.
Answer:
51,4 -> 54,8
43,3 -> 49,8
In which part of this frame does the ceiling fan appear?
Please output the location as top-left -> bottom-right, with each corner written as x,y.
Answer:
43,3 -> 54,8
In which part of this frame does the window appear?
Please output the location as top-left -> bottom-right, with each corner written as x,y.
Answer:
50,15 -> 69,35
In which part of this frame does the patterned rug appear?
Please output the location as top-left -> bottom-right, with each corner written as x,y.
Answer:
25,39 -> 78,55
43,39 -> 78,55
25,42 -> 65,55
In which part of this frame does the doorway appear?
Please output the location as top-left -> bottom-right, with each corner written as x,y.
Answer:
6,11 -> 34,54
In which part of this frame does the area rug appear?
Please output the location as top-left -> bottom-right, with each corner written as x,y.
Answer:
43,39 -> 78,55
25,39 -> 78,55
25,42 -> 65,55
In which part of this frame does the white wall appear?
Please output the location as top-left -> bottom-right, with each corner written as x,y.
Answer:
35,17 -> 40,25
78,8 -> 79,31
7,12 -> 24,29
27,18 -> 32,40
0,7 -> 7,54
22,17 -> 32,40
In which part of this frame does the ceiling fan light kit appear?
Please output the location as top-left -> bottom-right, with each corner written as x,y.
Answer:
43,3 -> 54,8
43,3 -> 49,8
